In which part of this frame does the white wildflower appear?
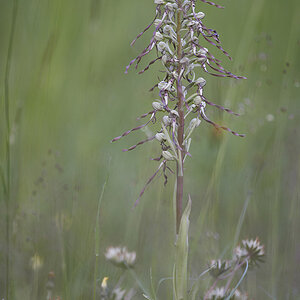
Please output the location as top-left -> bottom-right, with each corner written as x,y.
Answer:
105,246 -> 136,268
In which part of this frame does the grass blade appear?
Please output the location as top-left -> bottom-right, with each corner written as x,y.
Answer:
93,167 -> 110,300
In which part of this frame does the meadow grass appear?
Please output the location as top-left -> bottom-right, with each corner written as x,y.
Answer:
0,0 -> 299,299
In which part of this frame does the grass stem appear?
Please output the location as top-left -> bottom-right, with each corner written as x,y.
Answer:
4,0 -> 18,299
93,170 -> 109,300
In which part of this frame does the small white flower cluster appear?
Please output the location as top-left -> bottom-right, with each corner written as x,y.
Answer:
207,287 -> 248,300
209,259 -> 231,278
105,246 -> 136,268
111,287 -> 126,300
100,277 -> 130,300
234,289 -> 248,300
207,238 -> 264,297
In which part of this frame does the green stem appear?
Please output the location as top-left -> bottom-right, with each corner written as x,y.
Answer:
224,260 -> 249,300
126,266 -> 150,297
175,0 -> 184,234
4,1 -> 18,299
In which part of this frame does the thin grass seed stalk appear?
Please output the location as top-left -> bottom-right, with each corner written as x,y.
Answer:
112,0 -> 245,231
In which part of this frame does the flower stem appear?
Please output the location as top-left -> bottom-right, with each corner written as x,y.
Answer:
176,0 -> 184,234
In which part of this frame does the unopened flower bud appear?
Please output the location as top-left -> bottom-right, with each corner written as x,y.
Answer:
101,277 -> 109,290
155,132 -> 166,142
195,77 -> 206,87
194,96 -> 202,105
162,150 -> 174,161
155,31 -> 164,41
152,101 -> 164,111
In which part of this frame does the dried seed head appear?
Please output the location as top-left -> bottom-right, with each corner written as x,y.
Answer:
155,132 -> 166,142
162,150 -> 174,161
152,101 -> 164,111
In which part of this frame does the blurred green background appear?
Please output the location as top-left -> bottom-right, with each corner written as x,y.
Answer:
0,0 -> 299,299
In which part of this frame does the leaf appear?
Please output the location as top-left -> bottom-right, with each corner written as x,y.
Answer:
174,198 -> 191,300
0,163 -> 7,198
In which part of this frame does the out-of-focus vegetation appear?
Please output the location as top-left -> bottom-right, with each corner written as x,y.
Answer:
0,0 -> 299,299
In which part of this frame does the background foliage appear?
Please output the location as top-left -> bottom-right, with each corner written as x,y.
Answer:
0,0 -> 299,299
